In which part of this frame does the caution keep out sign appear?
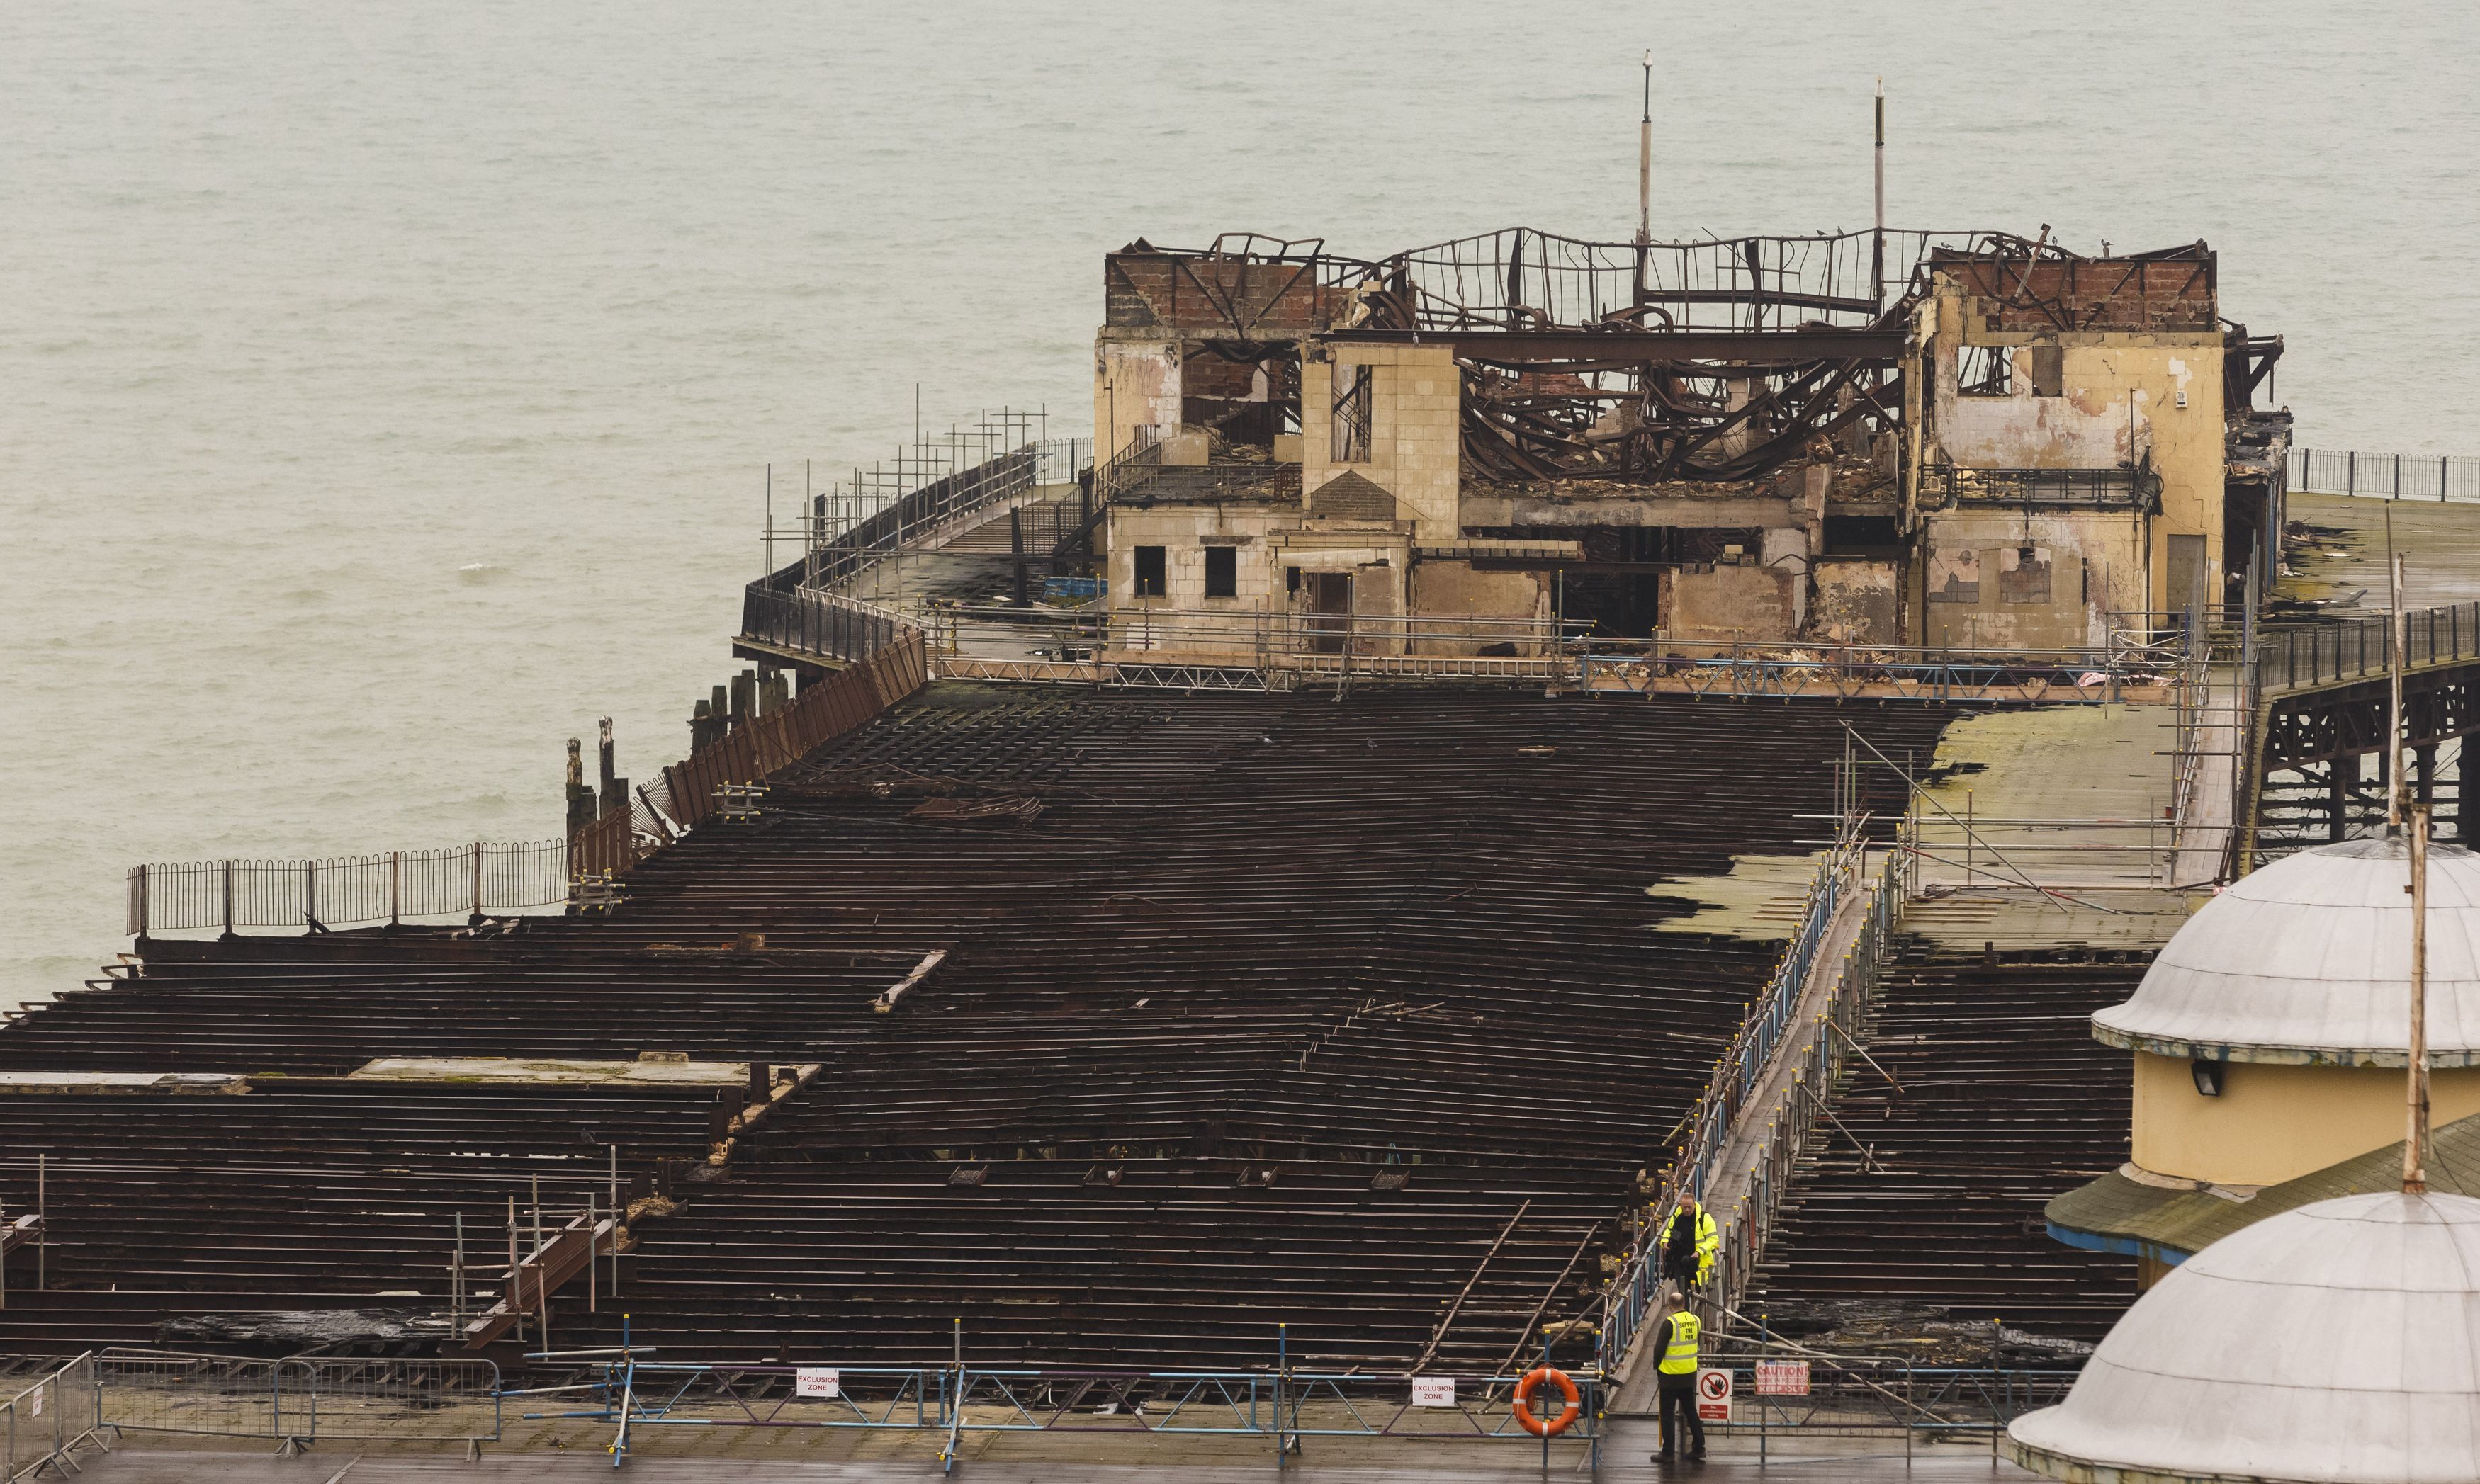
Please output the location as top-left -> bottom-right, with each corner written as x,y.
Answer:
1695,1367 -> 1733,1423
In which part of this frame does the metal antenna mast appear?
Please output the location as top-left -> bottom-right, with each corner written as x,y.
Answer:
1871,78 -> 1886,308
2408,800 -> 2432,1194
1637,50 -> 1653,247
2390,550 -> 2406,832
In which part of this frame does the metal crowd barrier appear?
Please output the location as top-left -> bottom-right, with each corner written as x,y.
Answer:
1674,1349 -> 2080,1465
545,1359 -> 1606,1472
94,1354 -> 500,1449
6,1354 -> 101,1483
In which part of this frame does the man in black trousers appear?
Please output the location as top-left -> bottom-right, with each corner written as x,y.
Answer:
1651,1287 -> 1707,1464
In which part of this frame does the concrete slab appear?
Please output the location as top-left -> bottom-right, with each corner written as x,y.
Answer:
1902,888 -> 2197,953
2279,492 -> 2480,612
1911,706 -> 2171,848
1646,854 -> 1827,945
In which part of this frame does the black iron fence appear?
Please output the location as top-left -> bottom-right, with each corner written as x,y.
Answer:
2253,601 -> 2480,693
740,587 -> 913,668
1923,463 -> 2157,509
2290,448 -> 2480,502
125,841 -> 570,936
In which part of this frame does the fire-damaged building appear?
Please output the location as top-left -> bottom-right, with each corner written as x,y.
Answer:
1089,228 -> 2289,657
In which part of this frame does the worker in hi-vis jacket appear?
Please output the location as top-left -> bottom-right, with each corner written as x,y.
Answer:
1651,1288 -> 1706,1463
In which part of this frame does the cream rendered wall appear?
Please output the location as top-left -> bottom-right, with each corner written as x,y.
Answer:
1919,508 -> 2146,649
1406,561 -> 1550,655
1093,338 -> 1182,464
1105,504 -> 1287,653
2129,1050 -> 2480,1187
1929,285 -> 2224,617
1302,344 -> 1460,541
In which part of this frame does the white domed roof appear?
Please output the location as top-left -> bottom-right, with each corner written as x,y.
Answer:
2092,837 -> 2480,1065
2011,1191 -> 2480,1484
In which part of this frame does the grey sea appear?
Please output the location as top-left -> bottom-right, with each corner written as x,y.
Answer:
6,1 -> 2477,1004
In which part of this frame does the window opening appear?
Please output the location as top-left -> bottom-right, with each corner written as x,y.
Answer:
1133,545 -> 1166,598
1204,545 -> 1237,599
1331,364 -> 1372,463
1958,344 -> 2012,397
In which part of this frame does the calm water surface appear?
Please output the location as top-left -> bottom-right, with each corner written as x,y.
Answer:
6,2 -> 2476,1002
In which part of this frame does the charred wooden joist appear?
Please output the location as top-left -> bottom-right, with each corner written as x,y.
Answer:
0,685 -> 1963,1368
1740,946 -> 2146,1346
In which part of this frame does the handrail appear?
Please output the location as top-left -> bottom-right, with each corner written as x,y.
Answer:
1599,817 -> 1883,1377
124,842 -> 569,936
2289,447 -> 2480,502
2252,600 -> 2480,695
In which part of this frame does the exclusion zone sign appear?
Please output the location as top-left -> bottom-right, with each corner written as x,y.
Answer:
1695,1366 -> 1733,1423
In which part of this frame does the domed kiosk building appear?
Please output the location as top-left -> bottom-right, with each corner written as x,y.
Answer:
2012,833 -> 2480,1481
2010,1190 -> 2480,1483
2046,837 -> 2480,1281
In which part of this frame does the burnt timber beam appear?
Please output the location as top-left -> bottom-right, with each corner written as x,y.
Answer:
1319,327 -> 1903,368
461,1210 -> 616,1352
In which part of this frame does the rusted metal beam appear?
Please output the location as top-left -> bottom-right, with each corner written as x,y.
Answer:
1319,327 -> 1903,367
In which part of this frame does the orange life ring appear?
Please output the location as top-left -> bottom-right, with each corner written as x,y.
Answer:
1511,1366 -> 1581,1437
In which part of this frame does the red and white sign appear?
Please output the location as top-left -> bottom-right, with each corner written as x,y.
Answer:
795,1367 -> 841,1399
1754,1359 -> 1810,1396
1695,1367 -> 1732,1423
1409,1376 -> 1455,1407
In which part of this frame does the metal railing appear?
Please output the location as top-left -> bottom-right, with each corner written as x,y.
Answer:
741,586 -> 915,668
776,409 -> 1066,594
797,446 -> 1039,591
1706,839 -> 1908,1340
1034,436 -> 1091,488
6,1355 -> 100,1483
1922,463 -> 2158,509
1905,816 -> 2181,890
1600,821 -> 1888,1377
977,604 -> 1583,659
2289,447 -> 2480,502
538,1359 -> 1604,1471
1578,635 -> 2182,705
2253,600 -> 2480,693
94,1354 -> 500,1446
1090,426 -> 1165,508
1673,1348 -> 2078,1458
125,840 -> 570,936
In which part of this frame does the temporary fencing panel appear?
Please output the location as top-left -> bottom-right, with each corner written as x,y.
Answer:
95,1355 -> 279,1439
282,1359 -> 500,1442
5,1355 -> 100,1483
94,1355 -> 498,1445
